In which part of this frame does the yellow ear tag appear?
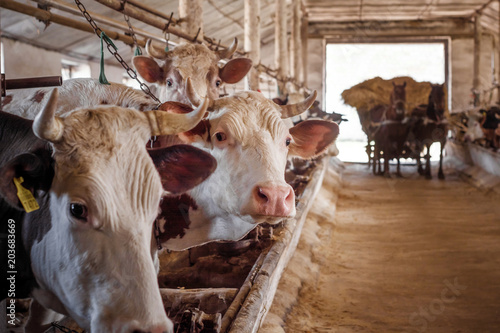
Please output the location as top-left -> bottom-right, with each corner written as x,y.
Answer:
13,176 -> 40,213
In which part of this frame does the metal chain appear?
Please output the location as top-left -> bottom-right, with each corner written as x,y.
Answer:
51,322 -> 85,333
121,0 -> 140,52
73,0 -> 161,105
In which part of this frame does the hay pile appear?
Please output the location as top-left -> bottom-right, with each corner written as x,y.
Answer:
341,76 -> 438,114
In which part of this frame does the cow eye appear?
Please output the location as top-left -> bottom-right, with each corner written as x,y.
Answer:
215,132 -> 227,142
285,138 -> 291,146
166,79 -> 173,87
70,203 -> 88,221
216,80 -> 221,87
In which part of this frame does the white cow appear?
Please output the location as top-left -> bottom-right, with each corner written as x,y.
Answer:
1,78 -> 160,119
133,38 -> 252,104
0,90 -> 215,332
155,90 -> 340,250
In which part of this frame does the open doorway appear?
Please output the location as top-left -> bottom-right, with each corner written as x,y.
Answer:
325,42 -> 447,163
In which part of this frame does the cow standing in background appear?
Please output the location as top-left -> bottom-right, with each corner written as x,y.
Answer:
154,91 -> 340,251
479,107 -> 500,150
0,90 -> 216,332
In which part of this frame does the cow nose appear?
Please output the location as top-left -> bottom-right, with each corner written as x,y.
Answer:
253,184 -> 294,217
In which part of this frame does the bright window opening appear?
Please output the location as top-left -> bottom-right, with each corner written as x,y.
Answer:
325,42 -> 446,163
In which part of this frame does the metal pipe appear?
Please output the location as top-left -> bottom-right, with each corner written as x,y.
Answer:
31,0 -> 177,47
125,0 -> 179,24
0,0 -> 136,45
95,0 -> 205,44
5,75 -> 62,90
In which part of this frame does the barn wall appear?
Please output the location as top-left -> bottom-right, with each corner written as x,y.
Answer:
88,62 -> 125,83
2,38 -> 61,78
3,38 -> 125,84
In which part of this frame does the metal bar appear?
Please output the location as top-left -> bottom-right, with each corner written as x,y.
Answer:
125,0 -> 179,24
31,0 -> 177,47
5,76 -> 62,90
0,0 -> 137,46
93,0 -> 247,56
94,0 -> 204,44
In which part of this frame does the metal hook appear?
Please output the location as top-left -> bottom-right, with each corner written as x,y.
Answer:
193,27 -> 201,42
164,12 -> 174,32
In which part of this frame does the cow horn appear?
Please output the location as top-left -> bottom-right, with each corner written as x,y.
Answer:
280,91 -> 318,119
146,39 -> 169,59
145,96 -> 209,136
216,38 -> 238,59
33,89 -> 64,142
186,77 -> 202,107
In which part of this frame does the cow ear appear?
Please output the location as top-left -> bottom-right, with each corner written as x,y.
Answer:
0,151 -> 54,209
148,145 -> 216,194
219,58 -> 253,84
156,101 -> 210,144
133,56 -> 164,83
288,120 -> 339,159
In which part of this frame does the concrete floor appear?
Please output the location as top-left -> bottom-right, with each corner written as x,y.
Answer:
263,161 -> 500,333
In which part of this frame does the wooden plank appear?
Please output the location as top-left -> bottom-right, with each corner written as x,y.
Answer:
227,157 -> 329,333
308,18 -> 475,39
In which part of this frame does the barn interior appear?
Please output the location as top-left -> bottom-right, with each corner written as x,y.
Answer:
1,0 -> 500,333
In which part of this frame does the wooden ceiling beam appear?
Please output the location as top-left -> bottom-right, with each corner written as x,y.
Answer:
308,18 -> 476,39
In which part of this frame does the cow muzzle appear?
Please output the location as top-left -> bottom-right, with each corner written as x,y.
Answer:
250,183 -> 295,218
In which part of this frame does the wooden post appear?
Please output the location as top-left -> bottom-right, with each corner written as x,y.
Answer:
290,0 -> 302,85
498,0 -> 500,105
473,13 -> 482,106
244,0 -> 260,91
301,11 -> 308,86
274,0 -> 287,95
179,0 -> 203,39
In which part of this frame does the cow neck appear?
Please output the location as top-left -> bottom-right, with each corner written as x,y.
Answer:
0,200 -> 38,300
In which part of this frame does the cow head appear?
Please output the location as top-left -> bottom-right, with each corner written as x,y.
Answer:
133,38 -> 252,105
0,90 -> 215,332
158,91 -> 339,250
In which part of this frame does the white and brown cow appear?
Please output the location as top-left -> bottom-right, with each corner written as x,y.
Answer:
133,38 -> 252,104
155,90 -> 339,251
0,90 -> 216,332
1,78 -> 159,119
1,39 -> 251,119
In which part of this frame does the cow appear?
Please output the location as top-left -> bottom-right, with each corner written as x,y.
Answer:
1,39 -> 251,119
479,107 -> 500,150
1,78 -> 159,119
133,38 -> 252,105
308,100 -> 348,124
0,90 -> 216,332
153,90 -> 339,251
463,112 -> 484,143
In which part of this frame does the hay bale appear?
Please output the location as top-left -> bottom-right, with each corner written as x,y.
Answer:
341,76 -> 445,115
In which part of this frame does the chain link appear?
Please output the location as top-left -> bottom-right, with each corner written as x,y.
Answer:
73,0 -> 161,105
